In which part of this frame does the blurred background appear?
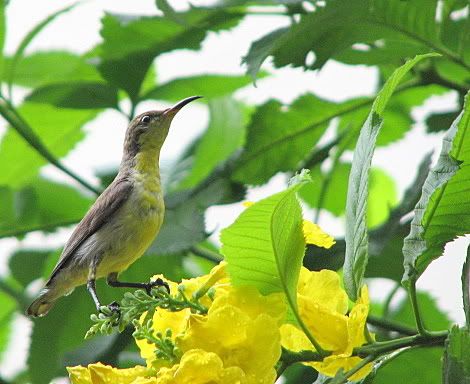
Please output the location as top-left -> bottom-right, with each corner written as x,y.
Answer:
0,0 -> 468,383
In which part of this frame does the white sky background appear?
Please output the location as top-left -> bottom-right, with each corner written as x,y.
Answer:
0,0 -> 468,379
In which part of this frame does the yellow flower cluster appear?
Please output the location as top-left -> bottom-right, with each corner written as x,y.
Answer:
69,229 -> 371,383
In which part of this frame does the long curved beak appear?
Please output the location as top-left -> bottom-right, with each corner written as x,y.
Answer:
164,95 -> 202,116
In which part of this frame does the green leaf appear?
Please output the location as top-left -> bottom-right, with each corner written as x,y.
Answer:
8,250 -> 51,287
143,73 -> 259,101
390,291 -> 451,331
373,348 -> 443,384
344,53 -> 438,300
426,110 -> 461,133
6,3 -> 78,91
0,103 -> 99,188
150,178 -> 243,254
0,291 -> 15,362
220,172 -> 309,321
402,91 -> 470,285
463,245 -> 470,328
26,82 -> 119,109
443,326 -> 470,384
253,0 -> 448,73
0,178 -> 92,238
242,27 -> 288,80
232,94 -> 358,185
4,51 -> 102,88
97,8 -> 243,101
179,97 -> 247,188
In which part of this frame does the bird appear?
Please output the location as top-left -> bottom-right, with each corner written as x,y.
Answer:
27,95 -> 202,317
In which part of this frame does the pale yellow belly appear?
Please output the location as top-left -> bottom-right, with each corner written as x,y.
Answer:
95,196 -> 164,277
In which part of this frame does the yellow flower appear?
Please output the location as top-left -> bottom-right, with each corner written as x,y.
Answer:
156,349 -> 246,384
302,220 -> 335,248
280,268 -> 372,380
243,202 -> 335,249
137,264 -> 229,368
176,286 -> 285,384
68,363 -> 148,384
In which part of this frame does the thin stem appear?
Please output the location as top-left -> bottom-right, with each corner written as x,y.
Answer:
367,315 -> 417,336
408,278 -> 431,337
0,98 -> 101,195
364,325 -> 375,344
355,331 -> 447,357
382,282 -> 401,318
280,331 -> 448,366
189,245 -> 223,264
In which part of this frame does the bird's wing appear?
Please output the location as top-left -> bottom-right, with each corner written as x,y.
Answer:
48,176 -> 133,282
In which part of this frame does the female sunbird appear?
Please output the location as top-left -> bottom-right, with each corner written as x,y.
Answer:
27,96 -> 201,317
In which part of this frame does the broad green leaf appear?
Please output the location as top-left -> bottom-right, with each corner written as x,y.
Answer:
26,82 -> 119,109
8,250 -> 51,287
232,94 -> 363,185
0,103 -> 99,187
143,73 -> 260,101
0,178 -> 92,238
179,97 -> 247,188
402,91 -> 470,285
4,51 -> 102,88
97,8 -> 243,101
220,172 -> 309,322
6,3 -> 78,90
344,53 -> 438,300
443,326 -> 470,384
373,348 -> 443,384
368,168 -> 398,227
248,0 -> 449,75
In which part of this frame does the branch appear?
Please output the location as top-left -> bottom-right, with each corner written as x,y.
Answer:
367,314 -> 417,336
0,98 -> 101,196
189,245 -> 223,263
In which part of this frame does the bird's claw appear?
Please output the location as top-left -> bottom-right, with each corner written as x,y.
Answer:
146,278 -> 170,295
107,301 -> 121,315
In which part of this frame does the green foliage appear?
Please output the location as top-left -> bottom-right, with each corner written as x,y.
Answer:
0,0 -> 469,382
443,326 -> 470,384
179,97 -> 247,188
0,103 -> 98,188
403,91 -> 470,285
144,73 -> 261,101
344,53 -> 437,301
221,172 -> 308,323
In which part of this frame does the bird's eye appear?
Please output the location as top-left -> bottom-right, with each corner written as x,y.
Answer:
140,115 -> 151,124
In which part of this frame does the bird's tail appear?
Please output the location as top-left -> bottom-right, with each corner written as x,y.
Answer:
26,287 -> 57,317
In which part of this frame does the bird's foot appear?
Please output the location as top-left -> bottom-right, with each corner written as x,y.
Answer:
145,278 -> 170,295
107,300 -> 121,314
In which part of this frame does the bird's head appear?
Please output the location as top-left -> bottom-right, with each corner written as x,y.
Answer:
122,95 -> 201,162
